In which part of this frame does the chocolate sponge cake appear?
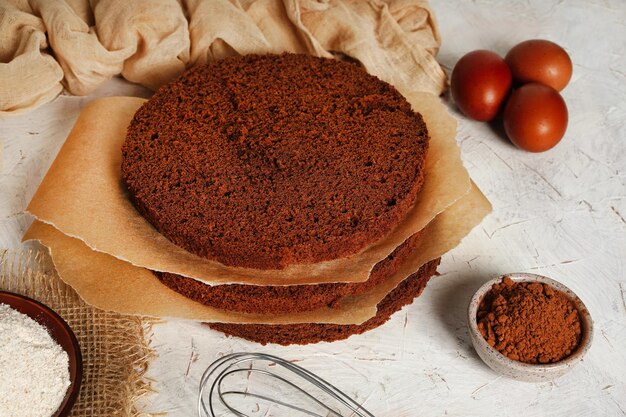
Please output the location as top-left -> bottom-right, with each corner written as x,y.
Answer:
155,231 -> 425,314
208,258 -> 441,345
122,53 -> 430,269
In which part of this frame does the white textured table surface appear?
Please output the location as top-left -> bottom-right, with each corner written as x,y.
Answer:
1,0 -> 625,415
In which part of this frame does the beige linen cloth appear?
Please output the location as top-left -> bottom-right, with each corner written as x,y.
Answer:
0,0 -> 446,115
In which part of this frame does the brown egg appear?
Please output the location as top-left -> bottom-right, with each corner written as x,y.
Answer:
451,50 -> 512,121
503,83 -> 568,152
505,39 -> 573,91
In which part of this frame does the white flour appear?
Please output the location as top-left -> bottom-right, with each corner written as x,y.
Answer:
0,303 -> 71,417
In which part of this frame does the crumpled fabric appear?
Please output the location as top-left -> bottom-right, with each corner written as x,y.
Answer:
0,0 -> 446,116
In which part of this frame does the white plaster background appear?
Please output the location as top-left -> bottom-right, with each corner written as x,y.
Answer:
0,0 -> 624,415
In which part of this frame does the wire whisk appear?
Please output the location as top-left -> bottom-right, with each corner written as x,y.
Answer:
198,352 -> 375,417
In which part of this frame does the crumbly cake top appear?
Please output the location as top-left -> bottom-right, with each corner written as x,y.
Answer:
122,53 -> 429,269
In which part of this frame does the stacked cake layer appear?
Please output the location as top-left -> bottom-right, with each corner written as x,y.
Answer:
120,54 -> 435,344
121,54 -> 430,270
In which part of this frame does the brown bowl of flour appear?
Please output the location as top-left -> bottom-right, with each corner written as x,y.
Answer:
0,291 -> 82,417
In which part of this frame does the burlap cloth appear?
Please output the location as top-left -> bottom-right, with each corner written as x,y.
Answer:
0,0 -> 446,115
0,249 -> 158,417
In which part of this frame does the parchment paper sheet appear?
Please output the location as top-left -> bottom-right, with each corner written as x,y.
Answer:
24,184 -> 491,325
26,92 -> 470,286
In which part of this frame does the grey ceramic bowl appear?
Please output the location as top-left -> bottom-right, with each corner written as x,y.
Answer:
467,273 -> 593,382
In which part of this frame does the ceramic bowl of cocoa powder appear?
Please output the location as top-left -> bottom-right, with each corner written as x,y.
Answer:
467,273 -> 593,382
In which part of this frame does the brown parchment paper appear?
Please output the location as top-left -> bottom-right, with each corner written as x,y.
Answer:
24,184 -> 491,325
26,92 -> 470,286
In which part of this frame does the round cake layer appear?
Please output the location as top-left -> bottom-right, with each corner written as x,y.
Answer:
156,231 -> 424,314
122,53 -> 429,269
207,258 -> 440,345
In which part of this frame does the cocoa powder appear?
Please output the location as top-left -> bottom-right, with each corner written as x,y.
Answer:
477,276 -> 582,364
